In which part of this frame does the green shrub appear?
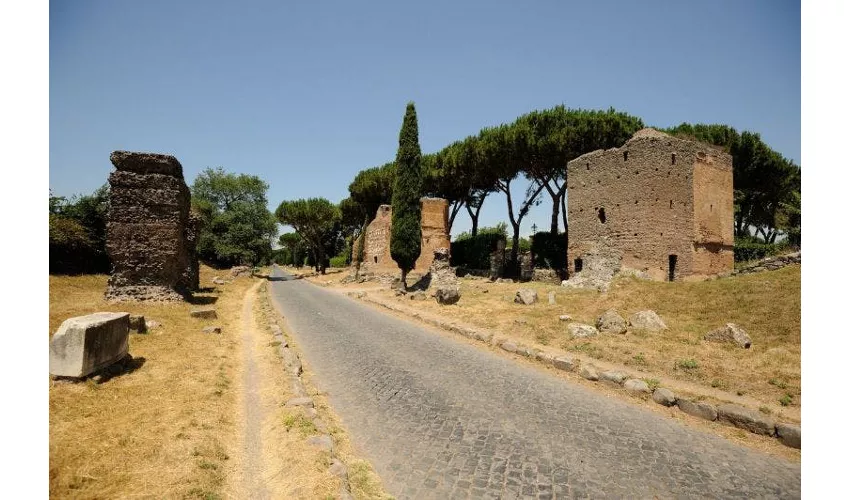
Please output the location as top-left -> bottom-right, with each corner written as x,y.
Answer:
734,238 -> 790,262
530,231 -> 566,269
329,255 -> 347,268
450,225 -> 507,269
676,358 -> 699,370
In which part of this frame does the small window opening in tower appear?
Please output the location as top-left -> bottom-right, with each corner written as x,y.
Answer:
623,151 -> 629,161
598,207 -> 606,223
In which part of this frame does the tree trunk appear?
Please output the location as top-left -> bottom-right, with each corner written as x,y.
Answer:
448,200 -> 463,233
400,268 -> 408,290
544,183 -> 560,234
465,203 -> 483,237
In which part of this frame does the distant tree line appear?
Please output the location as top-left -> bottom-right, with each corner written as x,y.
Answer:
49,186 -> 110,274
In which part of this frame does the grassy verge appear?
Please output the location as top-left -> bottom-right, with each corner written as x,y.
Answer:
314,265 -> 801,421
49,266 -> 252,499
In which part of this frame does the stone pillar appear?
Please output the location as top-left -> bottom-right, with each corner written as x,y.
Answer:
489,239 -> 506,280
105,151 -> 195,301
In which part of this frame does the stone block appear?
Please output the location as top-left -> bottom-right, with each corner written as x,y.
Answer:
775,423 -> 801,449
716,404 -> 775,436
190,307 -> 217,319
49,312 -> 130,378
553,356 -> 578,372
677,399 -> 717,421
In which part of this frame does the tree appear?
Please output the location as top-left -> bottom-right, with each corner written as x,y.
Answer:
390,102 -> 423,288
348,162 -> 396,223
276,198 -> 341,274
278,232 -> 308,267
191,168 -> 278,267
49,184 -> 111,274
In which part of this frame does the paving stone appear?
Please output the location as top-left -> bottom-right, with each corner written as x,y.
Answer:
717,404 -> 775,436
623,379 -> 651,394
285,397 -> 314,408
677,399 -> 718,421
552,356 -> 578,372
307,434 -> 333,453
579,365 -> 599,381
599,370 -> 628,386
775,423 -> 801,449
652,388 -> 677,407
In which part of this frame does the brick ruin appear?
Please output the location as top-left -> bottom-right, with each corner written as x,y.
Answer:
566,128 -> 733,281
355,197 -> 451,274
105,151 -> 200,301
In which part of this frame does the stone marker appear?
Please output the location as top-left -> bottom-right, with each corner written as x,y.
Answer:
652,388 -> 677,406
202,326 -> 222,334
285,397 -> 314,408
190,307 -> 217,319
716,403 -> 775,435
775,423 -> 801,449
129,314 -> 147,333
568,323 -> 599,339
623,379 -> 651,394
553,355 -> 578,372
579,365 -> 599,381
514,288 -> 538,305
599,370 -> 628,386
49,312 -> 130,378
596,309 -> 627,334
704,323 -> 752,349
435,286 -> 461,305
548,291 -> 556,305
677,399 -> 718,421
629,310 -> 667,332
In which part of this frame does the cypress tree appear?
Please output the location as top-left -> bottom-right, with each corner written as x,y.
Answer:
390,102 -> 423,288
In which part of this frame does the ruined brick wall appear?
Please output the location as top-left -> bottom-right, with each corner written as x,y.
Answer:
566,129 -> 733,281
356,198 -> 450,274
105,151 -> 197,301
414,198 -> 451,271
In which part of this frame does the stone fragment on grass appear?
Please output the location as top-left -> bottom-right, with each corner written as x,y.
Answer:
202,326 -> 222,334
435,286 -> 461,305
568,323 -> 599,339
558,314 -> 572,322
596,309 -> 627,335
775,423 -> 801,449
717,403 -> 775,435
535,351 -> 555,365
128,314 -> 147,333
623,379 -> 651,394
49,312 -> 130,378
599,370 -> 628,386
580,365 -> 599,381
329,459 -> 349,480
307,435 -> 333,453
548,291 -> 556,305
147,320 -> 161,329
704,323 -> 752,349
212,277 -> 226,285
553,355 -> 578,372
677,399 -> 718,421
285,397 -> 314,408
629,310 -> 667,332
514,289 -> 538,305
190,307 -> 217,319
500,341 -> 518,353
652,388 -> 677,407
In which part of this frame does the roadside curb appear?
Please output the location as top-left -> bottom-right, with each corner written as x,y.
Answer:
350,290 -> 801,450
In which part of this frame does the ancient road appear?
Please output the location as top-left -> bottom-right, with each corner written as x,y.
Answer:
267,267 -> 800,499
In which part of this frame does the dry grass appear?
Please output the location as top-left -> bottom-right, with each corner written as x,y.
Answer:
49,266 -> 251,499
318,264 -> 801,421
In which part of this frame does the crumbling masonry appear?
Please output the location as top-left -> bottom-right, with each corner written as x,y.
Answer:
566,129 -> 733,281
355,197 -> 451,274
105,151 -> 200,301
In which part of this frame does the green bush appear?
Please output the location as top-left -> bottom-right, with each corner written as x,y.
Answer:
530,231 -> 566,269
734,238 -> 790,262
451,225 -> 507,269
329,255 -> 348,268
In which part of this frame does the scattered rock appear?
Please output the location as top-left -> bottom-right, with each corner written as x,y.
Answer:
435,286 -> 461,305
652,388 -> 677,407
548,291 -> 556,305
561,245 -> 622,292
579,365 -> 599,381
146,320 -> 161,329
704,323 -> 752,349
629,310 -> 667,332
202,326 -> 222,334
568,323 -> 599,339
329,459 -> 349,480
623,379 -> 651,394
409,291 -> 427,301
473,331 -> 493,343
553,355 -> 578,372
212,277 -> 226,285
285,397 -> 314,408
307,435 -> 334,453
596,309 -> 627,335
599,370 -> 628,386
128,314 -> 147,333
532,269 -> 561,284
558,314 -> 572,322
231,265 -> 251,277
49,312 -> 130,378
496,278 -> 514,284
535,351 -> 555,365
677,399 -> 717,421
716,404 -> 775,435
346,291 -> 366,299
500,341 -> 518,353
514,289 -> 538,305
190,307 -> 217,319
775,423 -> 801,449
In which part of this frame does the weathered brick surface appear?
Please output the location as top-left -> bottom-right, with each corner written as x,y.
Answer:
105,151 -> 198,301
566,129 -> 733,281
268,269 -> 800,498
355,198 -> 450,274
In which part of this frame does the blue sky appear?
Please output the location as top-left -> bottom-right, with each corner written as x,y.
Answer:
49,0 -> 800,238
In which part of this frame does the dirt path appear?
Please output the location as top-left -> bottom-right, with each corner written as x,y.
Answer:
236,281 -> 271,499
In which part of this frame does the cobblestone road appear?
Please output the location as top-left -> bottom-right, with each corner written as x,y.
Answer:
268,268 -> 800,499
